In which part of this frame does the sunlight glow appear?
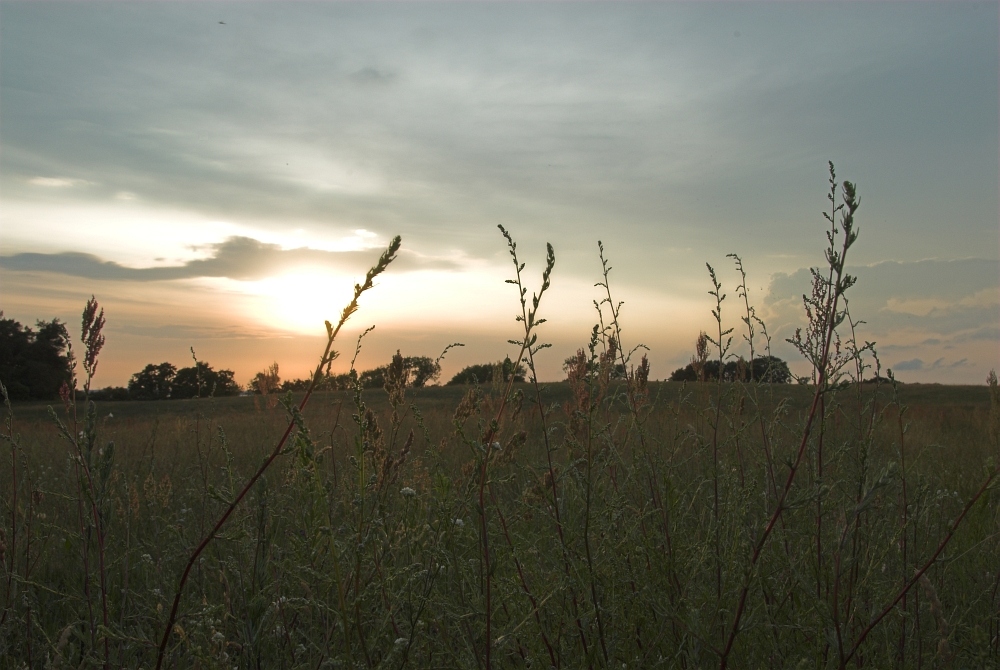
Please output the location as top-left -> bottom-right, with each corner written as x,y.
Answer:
240,270 -> 357,335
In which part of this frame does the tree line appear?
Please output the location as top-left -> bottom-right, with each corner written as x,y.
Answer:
1,311 -> 791,404
249,354 -> 526,397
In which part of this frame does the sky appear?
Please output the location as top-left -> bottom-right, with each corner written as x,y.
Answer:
1,1 -> 997,388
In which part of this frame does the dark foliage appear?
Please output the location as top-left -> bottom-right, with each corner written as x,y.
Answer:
669,355 -> 792,383
172,362 -> 241,399
127,360 -> 240,399
447,356 -> 525,385
863,375 -> 898,385
87,386 -> 130,401
0,314 -> 74,400
128,363 -> 177,400
359,353 -> 441,390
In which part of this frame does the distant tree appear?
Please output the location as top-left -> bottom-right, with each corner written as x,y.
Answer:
561,354 -> 626,380
321,371 -> 357,391
358,366 -> 386,390
668,355 -> 791,384
357,353 -> 442,390
128,362 -> 177,400
250,362 -> 281,395
668,363 -> 698,383
0,314 -> 74,400
447,357 -> 525,385
406,356 -> 441,387
89,386 -> 130,401
281,376 -> 319,392
749,356 -> 792,384
270,371 -> 357,393
172,361 -> 241,399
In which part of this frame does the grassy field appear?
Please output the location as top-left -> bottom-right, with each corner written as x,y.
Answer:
3,172 -> 999,669
3,376 -> 998,669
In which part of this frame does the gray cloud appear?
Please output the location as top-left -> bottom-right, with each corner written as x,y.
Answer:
954,325 -> 1000,343
350,67 -> 397,85
768,258 -> 998,303
890,357 -> 970,373
1,2 -> 995,269
0,236 -> 455,282
894,358 -> 924,371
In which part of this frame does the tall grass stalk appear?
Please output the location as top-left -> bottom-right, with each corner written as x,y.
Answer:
154,236 -> 400,669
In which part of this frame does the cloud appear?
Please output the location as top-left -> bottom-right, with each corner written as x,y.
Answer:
111,322 -> 274,340
954,324 -> 1000,342
2,2 -> 995,270
28,176 -> 91,188
890,357 -> 968,373
0,236 -> 458,282
764,258 -> 999,337
350,67 -> 397,85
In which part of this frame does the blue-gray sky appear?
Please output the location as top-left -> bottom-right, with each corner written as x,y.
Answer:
1,1 -> 997,386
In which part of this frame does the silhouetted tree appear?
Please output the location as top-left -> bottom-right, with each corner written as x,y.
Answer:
172,361 -> 241,399
0,314 -> 74,400
127,363 -> 177,400
89,386 -> 130,401
448,357 -> 525,385
358,353 -> 442,389
250,362 -> 281,395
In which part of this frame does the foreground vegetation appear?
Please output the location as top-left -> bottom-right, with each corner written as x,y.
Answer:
2,165 -> 999,668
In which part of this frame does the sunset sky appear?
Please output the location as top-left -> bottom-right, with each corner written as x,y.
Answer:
1,1 -> 997,388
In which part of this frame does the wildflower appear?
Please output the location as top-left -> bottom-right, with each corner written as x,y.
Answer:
395,637 -> 408,647
212,631 -> 225,644
453,518 -> 464,528
400,487 -> 416,498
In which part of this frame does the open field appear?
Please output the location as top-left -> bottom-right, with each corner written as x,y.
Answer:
3,376 -> 998,668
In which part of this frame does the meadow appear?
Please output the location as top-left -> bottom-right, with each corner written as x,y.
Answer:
2,166 -> 999,669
